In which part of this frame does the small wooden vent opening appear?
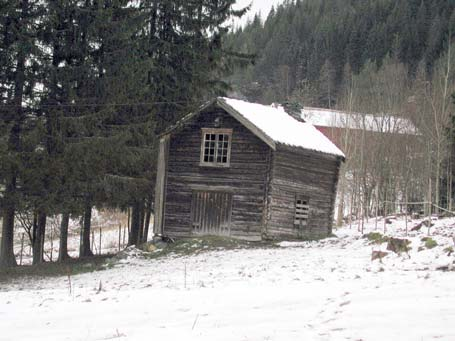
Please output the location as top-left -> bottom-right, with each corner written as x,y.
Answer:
294,196 -> 309,227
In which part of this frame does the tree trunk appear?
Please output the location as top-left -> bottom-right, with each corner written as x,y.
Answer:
128,202 -> 141,246
142,200 -> 152,243
139,201 -> 145,243
32,210 -> 46,265
0,204 -> 17,268
336,168 -> 345,227
0,1 -> 28,269
58,212 -> 70,262
80,203 -> 93,257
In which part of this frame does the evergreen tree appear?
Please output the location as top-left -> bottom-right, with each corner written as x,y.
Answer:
226,0 -> 455,107
0,0 -> 44,268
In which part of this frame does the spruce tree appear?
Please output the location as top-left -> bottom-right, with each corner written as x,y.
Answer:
0,0 -> 44,268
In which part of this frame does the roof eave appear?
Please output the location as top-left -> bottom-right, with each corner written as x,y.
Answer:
158,98 -> 218,138
275,142 -> 346,161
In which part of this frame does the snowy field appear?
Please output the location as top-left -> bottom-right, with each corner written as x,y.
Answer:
1,216 -> 455,341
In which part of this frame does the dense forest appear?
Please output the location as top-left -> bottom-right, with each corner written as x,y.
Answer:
227,0 -> 455,107
0,0 -> 246,268
227,0 -> 455,230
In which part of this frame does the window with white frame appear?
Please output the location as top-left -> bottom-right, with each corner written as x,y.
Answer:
294,195 -> 309,227
200,128 -> 232,166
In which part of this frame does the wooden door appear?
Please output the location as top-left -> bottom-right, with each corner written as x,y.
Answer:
191,191 -> 232,236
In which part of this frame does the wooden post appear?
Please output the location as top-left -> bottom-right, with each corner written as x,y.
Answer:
91,230 -> 95,253
50,221 -> 54,262
118,224 -> 122,252
19,233 -> 25,266
383,201 -> 387,234
349,194 -> 353,229
127,208 -> 131,242
99,226 -> 102,255
405,191 -> 408,236
374,186 -> 378,231
122,224 -> 126,248
428,178 -> 432,236
127,208 -> 130,233
79,220 -> 83,256
357,199 -> 361,232
361,194 -> 365,235
405,207 -> 408,236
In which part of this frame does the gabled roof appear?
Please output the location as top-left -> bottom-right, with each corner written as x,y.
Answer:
163,97 -> 345,158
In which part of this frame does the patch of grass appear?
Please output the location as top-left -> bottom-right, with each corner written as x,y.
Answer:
141,236 -> 278,259
425,239 -> 437,249
364,232 -> 389,244
298,232 -> 335,241
444,246 -> 454,256
421,237 -> 438,249
0,254 -> 113,282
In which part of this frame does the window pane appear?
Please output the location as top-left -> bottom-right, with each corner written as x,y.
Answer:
201,130 -> 231,165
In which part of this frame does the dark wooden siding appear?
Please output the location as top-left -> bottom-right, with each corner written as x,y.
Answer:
163,108 -> 270,240
267,145 -> 341,239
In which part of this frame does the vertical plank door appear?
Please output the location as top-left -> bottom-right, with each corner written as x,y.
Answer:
191,191 -> 232,236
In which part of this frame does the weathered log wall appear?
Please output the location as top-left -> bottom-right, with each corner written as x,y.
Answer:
163,107 -> 270,240
266,145 -> 341,239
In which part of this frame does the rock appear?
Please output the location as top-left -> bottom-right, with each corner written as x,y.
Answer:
371,250 -> 389,261
422,219 -> 434,227
386,238 -> 411,254
436,263 -> 454,272
410,222 -> 422,231
146,244 -> 157,252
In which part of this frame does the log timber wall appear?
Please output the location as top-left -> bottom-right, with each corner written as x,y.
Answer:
266,145 -> 341,239
163,108 -> 270,240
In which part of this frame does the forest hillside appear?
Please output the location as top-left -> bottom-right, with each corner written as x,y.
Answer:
227,0 -> 455,107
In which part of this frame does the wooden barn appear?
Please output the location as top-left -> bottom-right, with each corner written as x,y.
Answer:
153,98 -> 345,241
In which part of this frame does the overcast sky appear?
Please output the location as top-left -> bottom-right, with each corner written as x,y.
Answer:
232,0 -> 285,27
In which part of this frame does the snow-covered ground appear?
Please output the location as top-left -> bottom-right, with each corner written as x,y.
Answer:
1,216 -> 455,341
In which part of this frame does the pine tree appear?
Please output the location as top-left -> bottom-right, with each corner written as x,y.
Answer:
0,0 -> 44,268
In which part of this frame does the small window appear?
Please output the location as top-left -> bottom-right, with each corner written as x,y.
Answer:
200,128 -> 232,167
294,196 -> 309,227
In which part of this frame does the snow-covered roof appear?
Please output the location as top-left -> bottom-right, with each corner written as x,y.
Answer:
218,98 -> 344,157
301,107 -> 418,135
